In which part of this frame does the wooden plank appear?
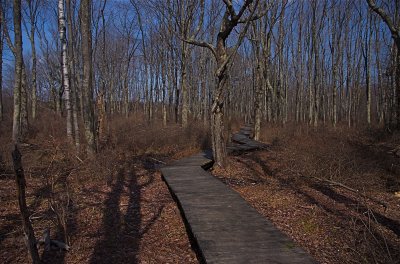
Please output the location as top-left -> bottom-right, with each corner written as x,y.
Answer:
161,164 -> 316,264
161,127 -> 316,263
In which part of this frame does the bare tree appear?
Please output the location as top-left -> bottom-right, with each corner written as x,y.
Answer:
185,0 -> 263,166
366,0 -> 400,127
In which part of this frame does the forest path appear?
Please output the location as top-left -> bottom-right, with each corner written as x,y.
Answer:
160,125 -> 316,263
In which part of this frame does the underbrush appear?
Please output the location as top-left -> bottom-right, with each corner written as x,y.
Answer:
260,122 -> 400,193
0,110 -> 208,263
246,122 -> 400,263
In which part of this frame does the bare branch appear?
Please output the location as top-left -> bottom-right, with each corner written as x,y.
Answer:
181,37 -> 217,59
222,0 -> 236,18
366,0 -> 400,45
0,4 -> 16,55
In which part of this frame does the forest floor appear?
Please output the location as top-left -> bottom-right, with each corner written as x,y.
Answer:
1,109 -> 400,264
214,124 -> 400,264
0,110 -> 207,264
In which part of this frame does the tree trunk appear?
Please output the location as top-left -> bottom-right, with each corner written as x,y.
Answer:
80,0 -> 96,154
29,3 -> 37,120
211,75 -> 227,167
161,51 -> 167,127
331,8 -> 337,127
21,65 -> 29,138
396,45 -> 400,127
365,14 -> 372,126
12,0 -> 23,143
0,20 -> 3,122
253,40 -> 262,140
181,46 -> 189,127
59,0 -> 73,142
66,0 -> 80,149
201,55 -> 208,125
12,145 -> 41,264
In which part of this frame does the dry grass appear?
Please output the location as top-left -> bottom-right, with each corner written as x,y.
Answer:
3,107 -> 400,264
0,109 -> 209,264
213,122 -> 400,264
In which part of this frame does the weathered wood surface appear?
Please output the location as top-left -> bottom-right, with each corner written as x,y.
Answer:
161,127 -> 316,264
230,124 -> 267,151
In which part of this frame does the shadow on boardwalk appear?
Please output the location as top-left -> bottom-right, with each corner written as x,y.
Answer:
90,159 -> 163,264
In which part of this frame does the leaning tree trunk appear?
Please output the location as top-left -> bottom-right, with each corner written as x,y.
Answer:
12,145 -> 41,264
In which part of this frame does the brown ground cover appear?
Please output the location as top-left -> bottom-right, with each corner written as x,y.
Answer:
2,108 -> 400,264
0,111 -> 203,264
213,124 -> 400,264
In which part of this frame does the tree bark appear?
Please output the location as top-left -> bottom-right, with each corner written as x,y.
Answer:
59,0 -> 73,142
80,0 -> 96,154
21,65 -> 29,138
365,15 -> 372,126
27,0 -> 38,120
252,22 -> 262,140
66,0 -> 80,149
209,0 -> 259,166
12,0 -> 23,143
0,13 -> 3,122
181,46 -> 189,127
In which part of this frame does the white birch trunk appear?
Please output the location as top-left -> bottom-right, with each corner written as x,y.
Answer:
58,0 -> 73,142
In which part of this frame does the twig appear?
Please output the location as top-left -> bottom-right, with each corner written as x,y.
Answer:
0,174 -> 15,177
149,157 -> 166,165
0,230 -> 19,238
75,155 -> 83,163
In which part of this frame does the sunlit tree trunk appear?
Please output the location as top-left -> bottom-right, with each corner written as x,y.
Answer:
59,0 -> 73,142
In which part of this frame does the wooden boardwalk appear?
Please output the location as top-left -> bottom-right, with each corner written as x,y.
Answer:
161,125 -> 316,263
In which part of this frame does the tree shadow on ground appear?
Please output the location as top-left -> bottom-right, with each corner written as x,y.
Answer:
247,152 -> 399,234
348,139 -> 400,192
90,158 -> 163,264
1,168 -> 77,264
312,183 -> 400,236
41,170 -> 78,264
244,152 -> 400,262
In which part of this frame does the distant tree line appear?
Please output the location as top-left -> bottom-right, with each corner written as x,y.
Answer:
0,0 -> 399,165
